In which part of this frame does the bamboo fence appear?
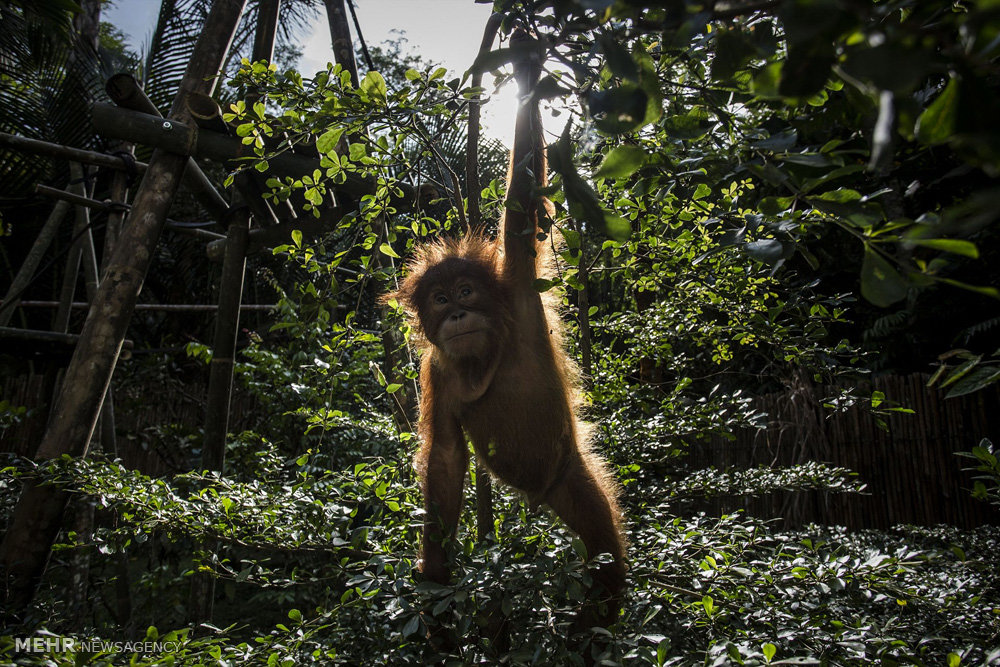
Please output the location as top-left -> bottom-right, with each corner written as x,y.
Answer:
2,372 -> 998,528
685,373 -> 1000,528
0,374 -> 256,476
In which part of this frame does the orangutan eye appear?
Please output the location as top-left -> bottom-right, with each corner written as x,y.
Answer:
459,286 -> 472,298
434,293 -> 448,305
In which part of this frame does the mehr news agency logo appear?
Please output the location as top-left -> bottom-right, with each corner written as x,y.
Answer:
11,635 -> 180,654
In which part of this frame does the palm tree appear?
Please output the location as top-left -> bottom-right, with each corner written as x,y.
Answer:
142,0 -> 322,112
0,0 -> 105,197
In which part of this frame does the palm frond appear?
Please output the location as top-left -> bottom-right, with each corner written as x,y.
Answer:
143,0 -> 320,113
142,0 -> 212,112
0,2 -> 104,197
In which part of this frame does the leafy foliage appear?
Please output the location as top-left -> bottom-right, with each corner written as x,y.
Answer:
959,439 -> 1000,508
2,0 -> 1000,665
142,0 -> 321,112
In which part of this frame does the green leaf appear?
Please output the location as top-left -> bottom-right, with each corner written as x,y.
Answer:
587,85 -> 649,134
360,71 -> 387,101
316,127 -> 344,155
550,131 -> 631,241
604,215 -> 631,242
600,36 -> 639,80
401,613 -> 421,636
762,643 -> 777,663
744,239 -> 790,266
386,383 -> 403,394
917,78 -> 960,145
907,238 -> 979,258
533,278 -> 558,293
861,246 -> 908,307
759,196 -> 795,215
777,152 -> 836,168
753,130 -> 797,152
937,277 -> 1000,299
469,47 -> 518,75
533,75 -> 571,100
842,43 -> 930,93
594,145 -> 646,180
779,41 -> 835,98
711,29 -> 755,80
379,243 -> 399,258
559,226 -> 581,250
291,229 -> 303,248
656,638 -> 671,666
752,62 -> 783,98
702,595 -> 715,616
662,107 -> 713,140
945,366 -> 1000,398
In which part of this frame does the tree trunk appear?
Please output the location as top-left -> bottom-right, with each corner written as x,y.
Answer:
0,0 -> 247,622
323,0 -> 358,87
187,206 -> 250,623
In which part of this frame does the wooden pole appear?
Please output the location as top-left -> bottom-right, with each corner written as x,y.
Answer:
466,14 -> 502,232
0,132 -> 147,174
466,16 -> 503,546
205,205 -> 348,260
0,129 -> 224,220
33,184 -> 226,241
10,301 -> 276,312
64,164 -> 103,317
0,0 -> 247,621
0,326 -> 133,351
188,207 -> 251,622
103,141 -> 133,278
189,0 -> 281,624
52,164 -> 93,333
576,220 -> 593,381
0,200 -> 70,327
252,0 -> 280,65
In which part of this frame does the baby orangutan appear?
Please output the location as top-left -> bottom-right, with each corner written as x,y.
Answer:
388,31 -> 627,619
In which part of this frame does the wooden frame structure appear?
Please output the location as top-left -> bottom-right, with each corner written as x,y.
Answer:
0,0 -> 430,622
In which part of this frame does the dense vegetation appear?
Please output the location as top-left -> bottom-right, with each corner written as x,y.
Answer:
1,0 -> 999,664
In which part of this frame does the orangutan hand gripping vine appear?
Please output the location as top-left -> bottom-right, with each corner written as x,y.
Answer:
388,32 -> 627,608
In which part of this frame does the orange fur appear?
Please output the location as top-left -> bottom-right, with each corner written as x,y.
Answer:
386,28 -> 626,611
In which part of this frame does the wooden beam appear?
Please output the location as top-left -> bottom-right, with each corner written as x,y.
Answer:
91,103 -> 418,210
0,131 -> 225,221
9,301 -> 276,312
33,184 -> 225,241
105,74 -> 230,220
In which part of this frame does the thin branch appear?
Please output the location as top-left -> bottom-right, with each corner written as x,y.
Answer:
412,119 -> 468,232
467,13 -> 504,232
